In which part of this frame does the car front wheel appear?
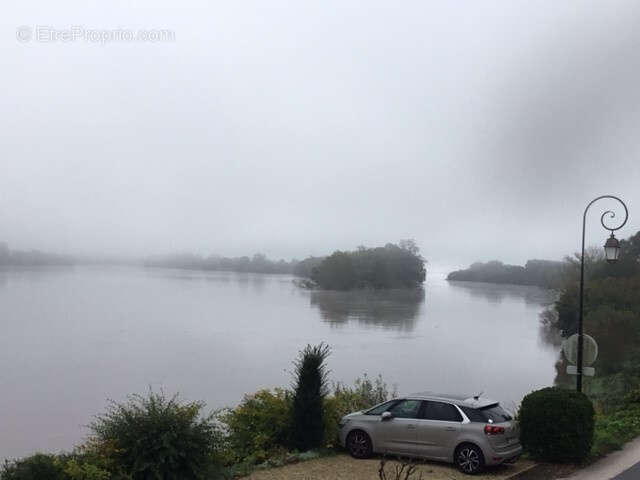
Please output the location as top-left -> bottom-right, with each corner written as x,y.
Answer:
347,430 -> 372,459
455,444 -> 484,474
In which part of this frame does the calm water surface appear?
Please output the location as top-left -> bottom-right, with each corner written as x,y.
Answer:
0,266 -> 559,460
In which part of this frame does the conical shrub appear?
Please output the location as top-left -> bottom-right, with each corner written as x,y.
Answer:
291,343 -> 331,451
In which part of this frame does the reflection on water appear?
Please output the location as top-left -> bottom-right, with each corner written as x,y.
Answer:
0,267 -> 560,462
449,281 -> 562,353
448,280 -> 555,306
309,288 -> 425,331
538,308 -> 563,349
145,268 -> 269,293
0,265 -> 75,285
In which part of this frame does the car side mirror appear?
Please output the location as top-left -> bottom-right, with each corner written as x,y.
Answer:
381,411 -> 393,421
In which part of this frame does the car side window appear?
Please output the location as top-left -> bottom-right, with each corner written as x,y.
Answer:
366,400 -> 398,415
421,401 -> 463,422
388,399 -> 422,419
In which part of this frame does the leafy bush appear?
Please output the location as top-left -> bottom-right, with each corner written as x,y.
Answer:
335,373 -> 395,408
63,459 -> 110,480
520,387 -> 594,462
1,454 -> 67,480
623,387 -> 640,405
291,343 -> 331,451
220,388 -> 292,463
68,440 -> 132,480
324,374 -> 395,446
89,390 -> 221,480
1,450 -> 122,480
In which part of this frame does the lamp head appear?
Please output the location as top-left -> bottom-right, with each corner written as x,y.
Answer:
604,233 -> 621,264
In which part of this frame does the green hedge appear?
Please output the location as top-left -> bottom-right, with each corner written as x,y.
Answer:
519,387 -> 594,462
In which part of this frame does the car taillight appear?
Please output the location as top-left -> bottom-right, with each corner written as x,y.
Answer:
484,425 -> 505,435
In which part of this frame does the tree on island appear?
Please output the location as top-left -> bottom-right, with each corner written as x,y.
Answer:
447,259 -> 566,288
308,241 -> 426,290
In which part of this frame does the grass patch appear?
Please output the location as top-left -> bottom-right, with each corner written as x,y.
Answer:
592,402 -> 640,457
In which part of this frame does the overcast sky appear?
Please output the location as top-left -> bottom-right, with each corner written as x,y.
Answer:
1,1 -> 639,267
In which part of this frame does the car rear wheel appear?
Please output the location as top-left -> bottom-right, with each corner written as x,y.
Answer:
455,444 -> 484,475
347,430 -> 372,459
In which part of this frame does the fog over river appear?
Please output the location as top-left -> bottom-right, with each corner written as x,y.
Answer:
0,266 -> 559,460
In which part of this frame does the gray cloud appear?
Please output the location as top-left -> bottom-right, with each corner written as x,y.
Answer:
1,0 -> 638,267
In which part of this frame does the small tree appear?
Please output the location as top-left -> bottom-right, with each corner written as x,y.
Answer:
291,343 -> 331,451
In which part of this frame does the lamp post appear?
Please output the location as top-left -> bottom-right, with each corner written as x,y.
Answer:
577,195 -> 628,392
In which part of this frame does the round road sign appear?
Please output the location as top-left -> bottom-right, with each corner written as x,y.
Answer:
563,334 -> 598,366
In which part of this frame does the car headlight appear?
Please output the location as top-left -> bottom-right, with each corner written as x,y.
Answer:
338,418 -> 351,428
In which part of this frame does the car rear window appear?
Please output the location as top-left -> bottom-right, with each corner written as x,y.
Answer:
460,404 -> 512,423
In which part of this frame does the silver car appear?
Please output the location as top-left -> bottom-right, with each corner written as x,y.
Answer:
338,392 -> 521,475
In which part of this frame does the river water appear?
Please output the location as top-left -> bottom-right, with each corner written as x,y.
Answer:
0,266 -> 559,460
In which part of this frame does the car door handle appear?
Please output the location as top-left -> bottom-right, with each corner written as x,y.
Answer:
445,427 -> 456,431
406,424 -> 416,429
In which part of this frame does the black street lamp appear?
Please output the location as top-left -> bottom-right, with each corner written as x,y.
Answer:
577,195 -> 628,392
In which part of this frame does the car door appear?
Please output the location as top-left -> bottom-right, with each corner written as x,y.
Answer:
412,401 -> 463,460
373,399 -> 422,455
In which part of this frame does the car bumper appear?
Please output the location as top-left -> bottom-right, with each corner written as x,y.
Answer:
483,442 -> 523,466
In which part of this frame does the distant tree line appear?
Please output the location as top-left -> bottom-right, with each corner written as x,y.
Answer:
144,252 -> 295,274
0,242 -> 74,266
145,241 -> 427,291
447,259 -> 566,288
0,238 -> 426,290
305,240 -> 426,290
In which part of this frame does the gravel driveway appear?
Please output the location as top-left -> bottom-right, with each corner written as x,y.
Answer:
244,454 -> 534,480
